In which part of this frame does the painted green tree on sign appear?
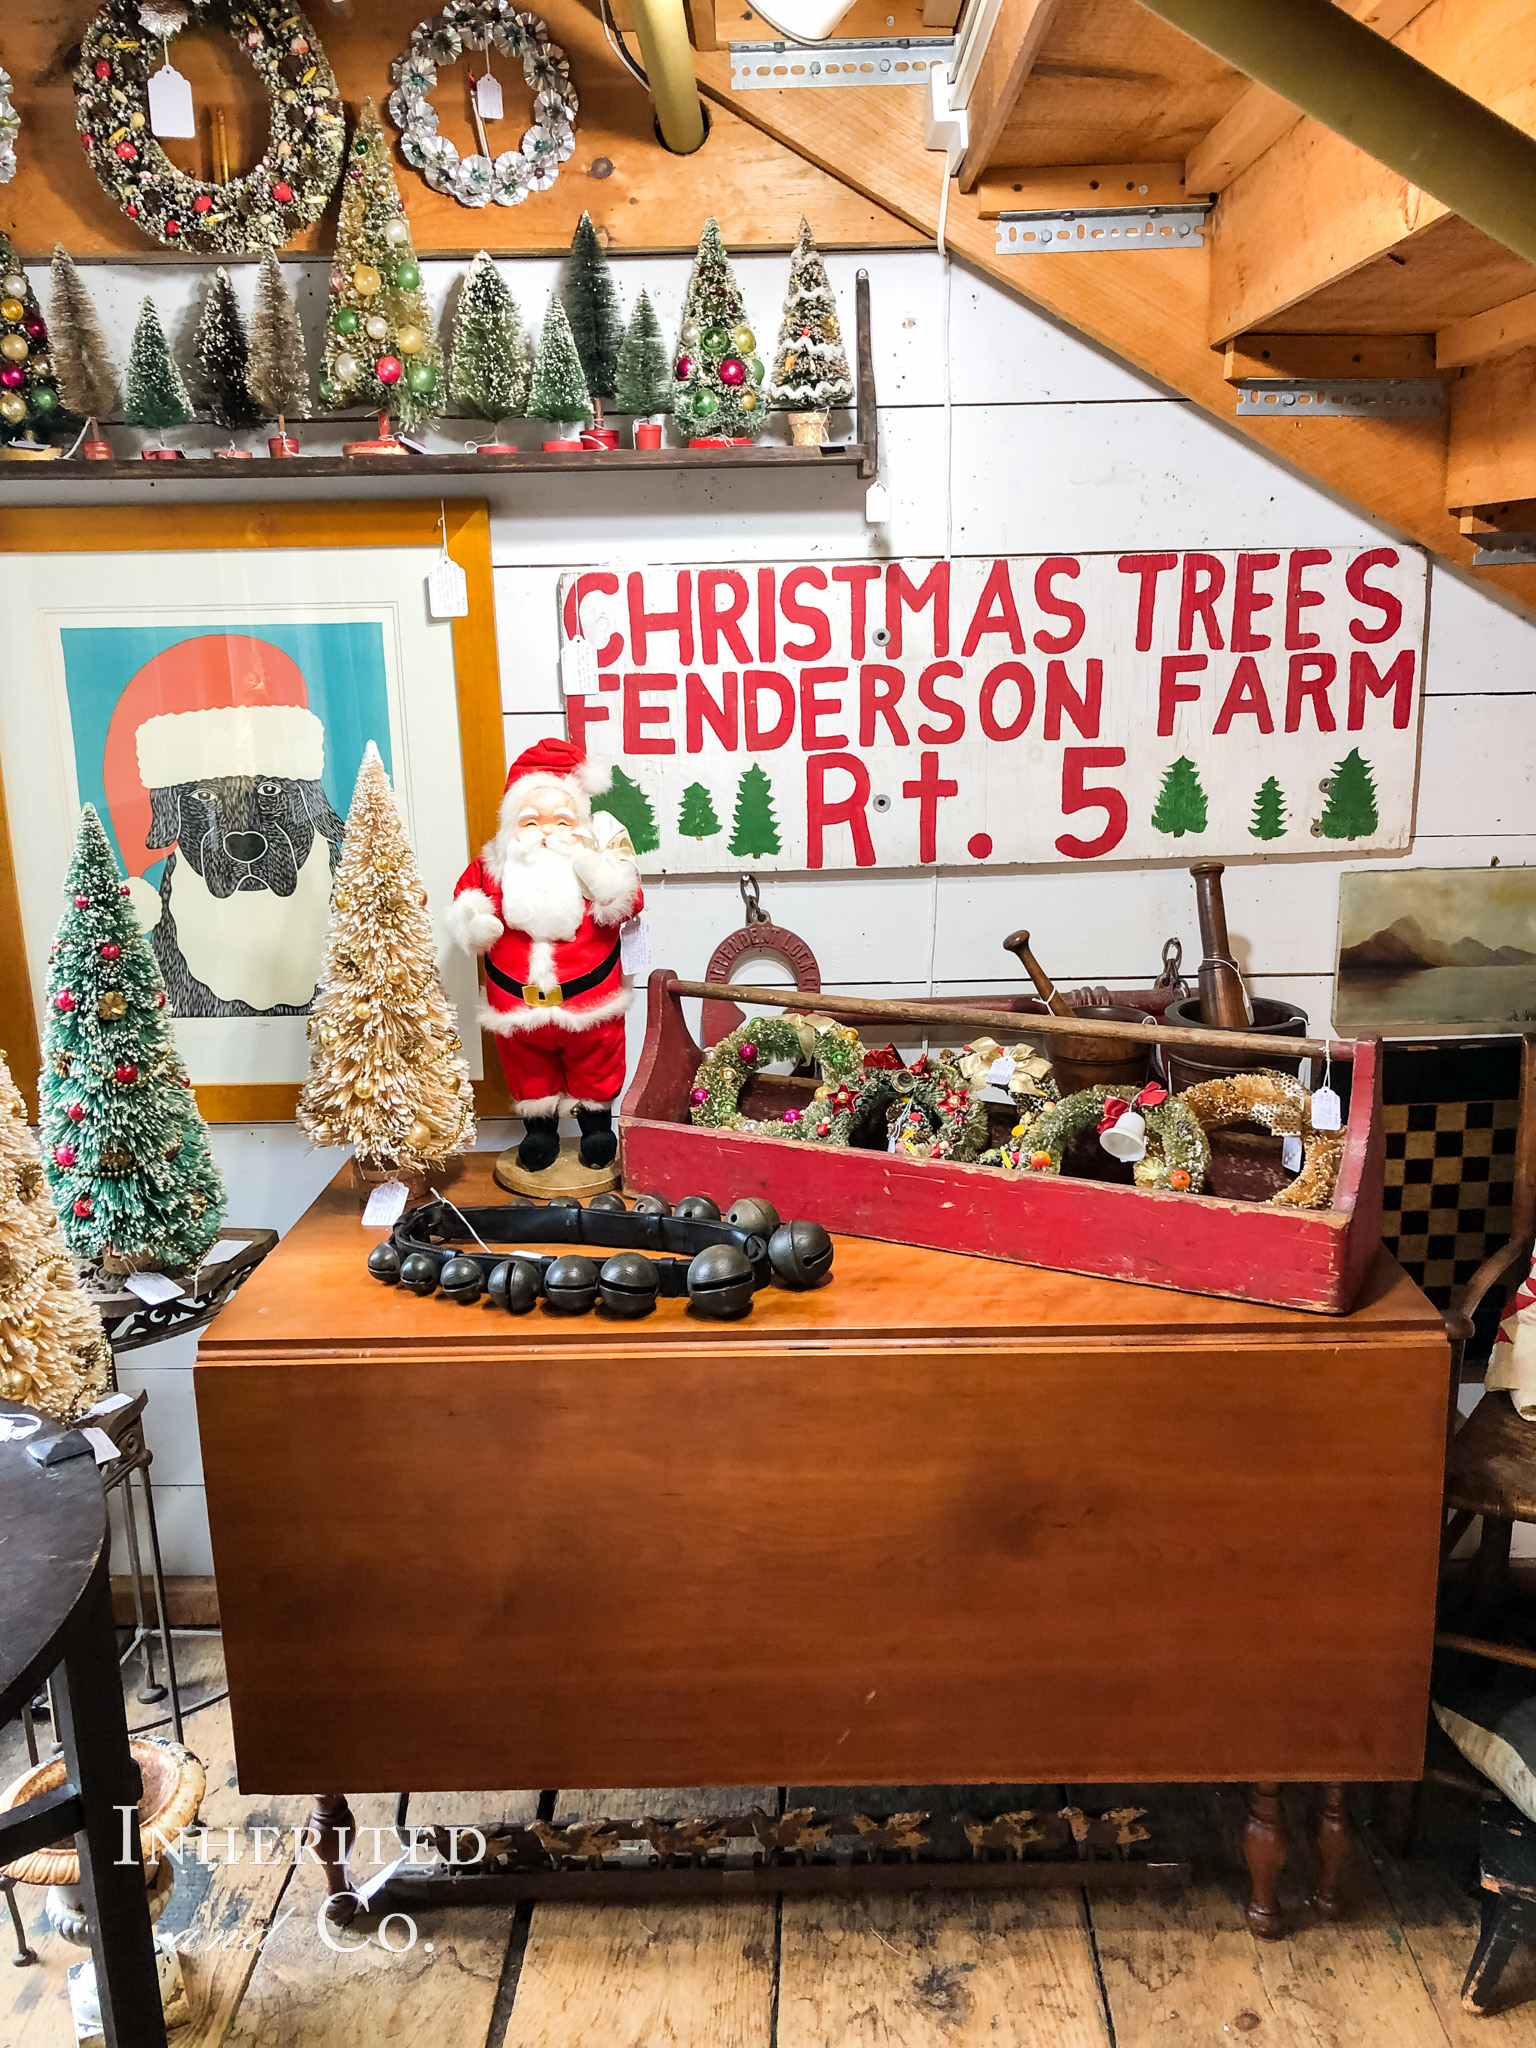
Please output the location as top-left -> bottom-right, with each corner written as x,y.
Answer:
1150,756 -> 1208,838
596,767 -> 659,855
1249,776 -> 1287,841
729,765 -> 781,858
679,783 -> 721,839
1319,749 -> 1379,839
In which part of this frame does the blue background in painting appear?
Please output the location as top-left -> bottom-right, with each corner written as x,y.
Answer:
59,621 -> 391,886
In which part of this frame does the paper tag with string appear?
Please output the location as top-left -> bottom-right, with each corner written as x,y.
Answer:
362,1180 -> 409,1226
561,637 -> 597,695
426,502 -> 468,619
148,62 -> 195,138
619,916 -> 651,973
1310,1043 -> 1342,1131
476,68 -> 504,119
1281,1134 -> 1304,1172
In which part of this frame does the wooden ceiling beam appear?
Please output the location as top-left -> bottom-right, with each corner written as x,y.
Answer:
974,161 -> 1188,215
1447,346 -> 1536,512
1438,291 -> 1536,370
687,51 -> 1536,616
1222,333 -> 1436,381
956,0 -> 1063,192
1184,0 -> 1432,196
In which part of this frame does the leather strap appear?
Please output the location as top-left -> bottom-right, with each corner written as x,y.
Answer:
388,1201 -> 772,1295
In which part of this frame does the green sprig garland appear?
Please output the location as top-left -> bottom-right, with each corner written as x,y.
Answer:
1001,1085 -> 1209,1193
690,1016 -> 863,1137
75,1 -> 345,257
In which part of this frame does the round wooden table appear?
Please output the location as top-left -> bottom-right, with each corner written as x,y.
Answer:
0,1403 -> 167,2047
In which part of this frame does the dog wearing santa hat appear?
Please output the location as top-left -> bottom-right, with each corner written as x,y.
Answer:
448,737 -> 641,1172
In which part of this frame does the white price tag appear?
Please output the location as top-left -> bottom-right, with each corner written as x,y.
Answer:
80,1426 -> 122,1467
1281,1134 -> 1304,1172
476,71 -> 504,119
362,1180 -> 409,1226
865,481 -> 891,524
147,63 -> 195,138
427,558 -> 469,619
619,916 -> 651,973
124,1270 -> 185,1305
986,1054 -> 1017,1089
1310,1086 -> 1342,1131
561,636 -> 598,696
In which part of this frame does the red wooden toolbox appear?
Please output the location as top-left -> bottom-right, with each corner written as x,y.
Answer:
620,973 -> 1386,1315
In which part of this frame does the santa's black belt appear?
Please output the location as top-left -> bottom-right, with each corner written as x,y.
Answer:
483,937 -> 622,1010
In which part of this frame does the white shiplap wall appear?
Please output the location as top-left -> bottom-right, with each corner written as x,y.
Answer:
12,248 -> 1532,1572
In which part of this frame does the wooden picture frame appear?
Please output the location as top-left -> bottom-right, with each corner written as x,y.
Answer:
0,500 -> 507,1121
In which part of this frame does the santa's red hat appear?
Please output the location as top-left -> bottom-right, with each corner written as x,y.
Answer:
500,736 -> 611,829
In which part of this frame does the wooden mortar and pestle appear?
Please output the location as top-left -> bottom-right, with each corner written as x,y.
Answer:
1003,930 -> 1153,1094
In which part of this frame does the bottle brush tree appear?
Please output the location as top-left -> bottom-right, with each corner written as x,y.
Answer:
47,243 -> 118,442
298,743 -> 476,1179
248,248 -> 310,440
40,807 -> 226,1277
449,251 -> 531,434
673,218 -> 763,442
529,297 -> 592,430
769,218 -> 852,421
124,296 -> 193,441
562,211 -> 622,428
0,1050 -> 112,1421
615,288 -> 670,419
194,267 -> 262,434
0,232 -> 63,442
321,99 -> 443,436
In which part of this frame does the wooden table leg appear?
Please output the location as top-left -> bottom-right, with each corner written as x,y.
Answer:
1244,1782 -> 1287,1939
305,1793 -> 357,1924
1309,1783 -> 1349,1918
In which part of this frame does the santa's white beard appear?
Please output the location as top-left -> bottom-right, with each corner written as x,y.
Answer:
496,835 -> 587,941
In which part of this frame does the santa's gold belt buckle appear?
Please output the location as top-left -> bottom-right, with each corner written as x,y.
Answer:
522,983 -> 564,1007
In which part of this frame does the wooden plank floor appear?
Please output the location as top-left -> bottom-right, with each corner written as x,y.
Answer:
4,1634 -> 1535,2046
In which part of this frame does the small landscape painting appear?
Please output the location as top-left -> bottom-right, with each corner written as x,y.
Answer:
1335,866 -> 1536,1034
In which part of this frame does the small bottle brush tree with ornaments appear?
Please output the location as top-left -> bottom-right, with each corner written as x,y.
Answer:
40,807 -> 226,1280
298,744 -> 475,1186
769,218 -> 852,445
48,243 -> 119,454
615,288 -> 670,440
448,251 -> 531,448
529,297 -> 592,444
673,219 -> 763,443
0,232 -> 63,444
0,1050 -> 112,1421
124,296 -> 193,446
194,268 -> 263,437
322,98 -> 443,444
562,212 -> 622,433
248,249 -> 310,451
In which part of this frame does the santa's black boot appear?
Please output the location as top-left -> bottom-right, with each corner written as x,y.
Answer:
517,1116 -> 561,1172
576,1107 -> 618,1169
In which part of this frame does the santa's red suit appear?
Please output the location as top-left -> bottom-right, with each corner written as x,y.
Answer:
447,738 -> 642,1119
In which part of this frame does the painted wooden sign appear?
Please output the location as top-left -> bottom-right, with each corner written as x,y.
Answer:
558,548 -> 1427,874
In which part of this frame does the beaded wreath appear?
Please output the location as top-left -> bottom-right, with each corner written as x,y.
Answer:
389,4 -> 576,209
1006,1084 -> 1210,1193
689,1016 -> 864,1138
74,1 -> 346,256
1178,1072 -> 1345,1210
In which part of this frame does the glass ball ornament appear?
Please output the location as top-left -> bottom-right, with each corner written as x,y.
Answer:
353,263 -> 382,296
0,392 -> 25,423
23,319 -> 45,342
32,387 -> 57,413
317,375 -> 334,403
0,366 -> 22,390
405,361 -> 436,393
1,334 -> 28,362
353,1076 -> 375,1099
0,298 -> 23,323
376,356 -> 403,385
383,218 -> 411,247
738,389 -> 759,413
333,351 -> 360,382
732,325 -> 756,353
363,314 -> 388,341
701,324 -> 730,356
334,308 -> 359,336
718,356 -> 746,387
674,353 -> 692,381
396,324 -> 423,354
680,320 -> 699,346
750,357 -> 765,382
0,273 -> 24,297
394,260 -> 421,290
692,388 -> 718,418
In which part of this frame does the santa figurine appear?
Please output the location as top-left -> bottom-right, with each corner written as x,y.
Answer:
448,737 -> 641,1174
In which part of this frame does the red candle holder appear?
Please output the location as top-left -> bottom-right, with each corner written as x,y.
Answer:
634,422 -> 663,450
140,447 -> 186,461
215,447 -> 255,460
541,438 -> 585,452
267,434 -> 300,458
579,427 -> 619,451
80,438 -> 114,461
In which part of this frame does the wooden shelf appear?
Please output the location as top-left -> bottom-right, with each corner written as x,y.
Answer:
0,444 -> 875,482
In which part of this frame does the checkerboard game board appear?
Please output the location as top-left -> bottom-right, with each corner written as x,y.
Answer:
1378,1040 -> 1522,1339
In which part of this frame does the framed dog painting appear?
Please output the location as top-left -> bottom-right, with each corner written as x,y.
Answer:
0,501 -> 505,1120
